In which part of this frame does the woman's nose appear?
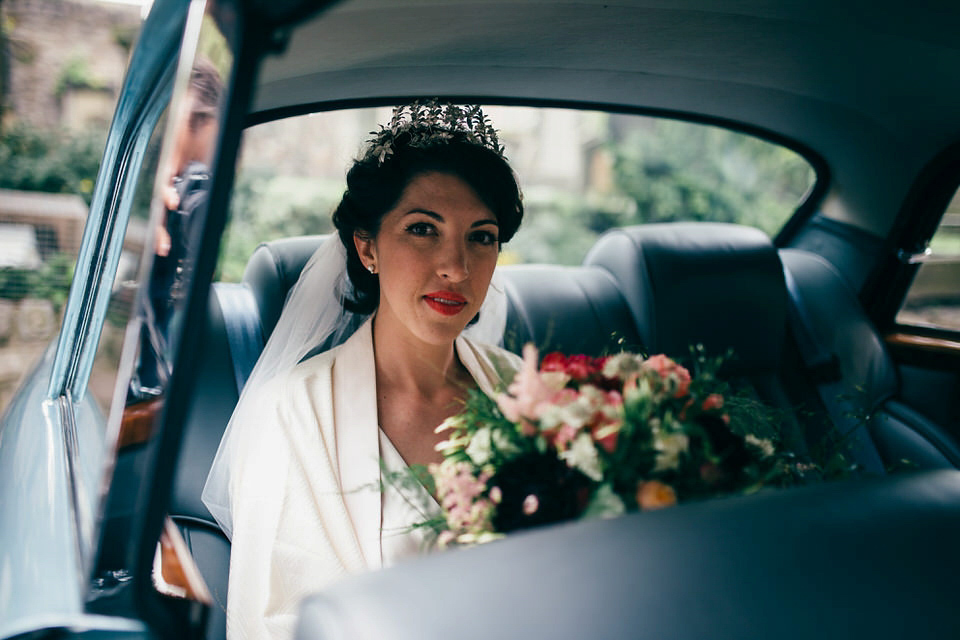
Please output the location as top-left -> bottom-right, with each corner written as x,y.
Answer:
437,239 -> 469,282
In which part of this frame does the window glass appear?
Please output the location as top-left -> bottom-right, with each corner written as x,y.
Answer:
90,15 -> 232,419
86,117 -> 167,414
897,188 -> 960,331
221,107 -> 816,277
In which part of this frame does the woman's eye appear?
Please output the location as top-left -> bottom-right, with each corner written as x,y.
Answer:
471,230 -> 499,246
406,222 -> 436,236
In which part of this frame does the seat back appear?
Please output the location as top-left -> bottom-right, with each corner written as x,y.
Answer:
584,222 -> 959,472
584,223 -> 788,378
780,248 -> 960,469
500,264 -> 643,357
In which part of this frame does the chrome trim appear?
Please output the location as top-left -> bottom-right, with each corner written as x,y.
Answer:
72,94 -> 172,400
896,245 -> 933,264
58,392 -> 94,584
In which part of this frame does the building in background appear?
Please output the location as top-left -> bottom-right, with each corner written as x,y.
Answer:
0,0 -> 142,412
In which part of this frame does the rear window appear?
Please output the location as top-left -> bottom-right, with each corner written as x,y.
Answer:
221,107 -> 815,279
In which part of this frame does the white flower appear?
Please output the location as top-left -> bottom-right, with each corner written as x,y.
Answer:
465,427 -> 494,465
559,432 -> 603,481
745,434 -> 775,457
653,431 -> 689,472
602,353 -> 643,380
491,429 -> 520,456
435,434 -> 470,454
540,370 -> 571,391
435,414 -> 465,433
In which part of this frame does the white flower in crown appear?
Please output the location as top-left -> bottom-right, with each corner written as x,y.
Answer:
362,99 -> 506,164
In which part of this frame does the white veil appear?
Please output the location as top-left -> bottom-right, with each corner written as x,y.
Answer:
201,234 -> 508,539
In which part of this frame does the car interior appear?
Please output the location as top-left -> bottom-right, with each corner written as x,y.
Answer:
13,1 -> 955,639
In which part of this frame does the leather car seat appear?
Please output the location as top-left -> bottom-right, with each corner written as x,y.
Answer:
584,222 -> 960,472
780,248 -> 960,470
583,222 -> 797,412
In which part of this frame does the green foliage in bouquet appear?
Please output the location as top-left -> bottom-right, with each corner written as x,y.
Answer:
426,345 -> 839,548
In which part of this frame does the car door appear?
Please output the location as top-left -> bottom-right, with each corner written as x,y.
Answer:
869,146 -> 960,452
0,0 -> 240,637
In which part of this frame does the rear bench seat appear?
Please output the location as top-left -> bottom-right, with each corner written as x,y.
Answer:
173,224 -> 960,640
584,222 -> 960,472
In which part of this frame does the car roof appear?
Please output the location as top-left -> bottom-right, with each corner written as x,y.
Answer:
251,0 -> 960,236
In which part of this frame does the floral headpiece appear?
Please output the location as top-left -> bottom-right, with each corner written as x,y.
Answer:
363,100 -> 505,165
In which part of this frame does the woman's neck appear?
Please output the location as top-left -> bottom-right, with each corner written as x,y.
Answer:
370,314 -> 464,398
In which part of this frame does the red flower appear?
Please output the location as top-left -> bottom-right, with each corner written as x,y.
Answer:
565,354 -> 596,380
591,422 -> 620,453
541,352 -> 569,373
541,352 -> 606,381
702,393 -> 724,412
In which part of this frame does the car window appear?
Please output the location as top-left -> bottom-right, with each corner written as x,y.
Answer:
896,187 -> 960,331
220,107 -> 816,278
86,115 -> 167,415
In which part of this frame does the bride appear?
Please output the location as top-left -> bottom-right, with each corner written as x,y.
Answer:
202,102 -> 524,640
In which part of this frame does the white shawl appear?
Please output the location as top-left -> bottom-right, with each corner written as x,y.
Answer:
225,319 -> 519,640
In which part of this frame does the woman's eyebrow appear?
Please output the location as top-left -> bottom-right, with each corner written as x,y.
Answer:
404,209 -> 499,227
404,208 -> 443,221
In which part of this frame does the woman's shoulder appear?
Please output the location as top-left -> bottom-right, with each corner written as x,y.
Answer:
248,344 -> 340,409
457,335 -> 523,389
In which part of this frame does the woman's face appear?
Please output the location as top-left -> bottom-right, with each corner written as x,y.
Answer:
355,171 -> 500,347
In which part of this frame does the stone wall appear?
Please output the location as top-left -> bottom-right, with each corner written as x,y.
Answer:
2,0 -> 141,130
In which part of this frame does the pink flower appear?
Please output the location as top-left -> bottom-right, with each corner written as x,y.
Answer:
522,494 -> 539,515
551,423 -> 579,450
642,354 -> 692,398
497,344 -> 565,423
430,460 -> 495,533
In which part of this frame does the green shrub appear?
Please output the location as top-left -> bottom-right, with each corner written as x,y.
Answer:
0,122 -> 105,204
0,253 -> 75,310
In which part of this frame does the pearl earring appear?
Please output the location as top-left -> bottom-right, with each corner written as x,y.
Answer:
367,264 -> 376,274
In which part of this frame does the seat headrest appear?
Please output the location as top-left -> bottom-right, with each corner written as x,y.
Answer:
584,223 -> 786,375
500,264 -> 644,357
242,235 -> 328,338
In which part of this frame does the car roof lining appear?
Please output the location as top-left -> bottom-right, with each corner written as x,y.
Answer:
249,0 -> 960,237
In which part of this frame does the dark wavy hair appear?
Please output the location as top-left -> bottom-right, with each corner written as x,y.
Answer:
332,135 -> 523,314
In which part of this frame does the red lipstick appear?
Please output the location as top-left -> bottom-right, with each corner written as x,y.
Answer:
423,291 -> 467,316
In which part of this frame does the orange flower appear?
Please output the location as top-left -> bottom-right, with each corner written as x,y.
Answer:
636,480 -> 678,510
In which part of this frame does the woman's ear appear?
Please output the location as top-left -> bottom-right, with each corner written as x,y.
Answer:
354,231 -> 377,273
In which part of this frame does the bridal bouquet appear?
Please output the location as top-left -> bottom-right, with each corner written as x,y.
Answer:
427,345 -> 809,547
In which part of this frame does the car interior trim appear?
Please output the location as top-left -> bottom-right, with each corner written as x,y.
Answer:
156,517 -> 214,605
885,332 -> 960,358
863,143 -> 960,326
